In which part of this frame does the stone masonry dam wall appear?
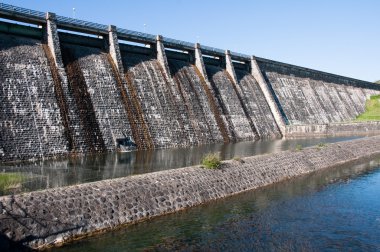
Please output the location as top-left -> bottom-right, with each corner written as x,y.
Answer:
122,51 -> 196,149
0,32 -> 68,161
0,3 -> 380,162
60,38 -> 131,152
167,58 -> 224,144
1,135 -> 380,249
257,59 -> 380,125
205,64 -> 258,141
235,67 -> 282,138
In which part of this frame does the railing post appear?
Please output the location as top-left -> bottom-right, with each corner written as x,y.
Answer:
106,25 -> 125,73
225,50 -> 239,85
194,43 -> 208,81
156,34 -> 172,79
45,12 -> 64,68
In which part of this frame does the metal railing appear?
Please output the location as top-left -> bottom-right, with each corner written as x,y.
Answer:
116,27 -> 156,43
56,15 -> 108,34
0,2 -> 254,58
162,37 -> 194,50
230,51 -> 250,61
200,45 -> 225,56
0,2 -> 45,21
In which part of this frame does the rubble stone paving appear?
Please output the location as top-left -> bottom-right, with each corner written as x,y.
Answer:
1,136 -> 380,249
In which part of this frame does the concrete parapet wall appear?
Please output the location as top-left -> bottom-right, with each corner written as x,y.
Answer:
285,122 -> 380,138
256,57 -> 380,90
1,136 -> 380,249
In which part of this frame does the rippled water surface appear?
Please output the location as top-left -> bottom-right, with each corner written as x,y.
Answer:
52,157 -> 380,252
0,136 -> 360,195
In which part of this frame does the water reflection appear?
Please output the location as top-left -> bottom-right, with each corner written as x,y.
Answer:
52,158 -> 380,252
0,136 -> 360,195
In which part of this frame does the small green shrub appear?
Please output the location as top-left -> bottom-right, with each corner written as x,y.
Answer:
295,144 -> 303,151
201,153 -> 221,169
316,142 -> 327,151
317,142 -> 326,148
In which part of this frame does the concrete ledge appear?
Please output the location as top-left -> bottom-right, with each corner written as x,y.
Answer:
1,136 -> 380,249
285,122 -> 380,138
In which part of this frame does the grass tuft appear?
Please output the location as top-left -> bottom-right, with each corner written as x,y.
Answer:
0,173 -> 25,193
318,142 -> 326,148
201,153 -> 221,169
295,144 -> 303,151
316,142 -> 327,151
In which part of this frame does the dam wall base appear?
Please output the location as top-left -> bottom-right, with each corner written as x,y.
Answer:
1,136 -> 380,249
285,122 -> 380,138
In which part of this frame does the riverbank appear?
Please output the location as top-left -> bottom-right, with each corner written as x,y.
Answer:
1,135 -> 380,250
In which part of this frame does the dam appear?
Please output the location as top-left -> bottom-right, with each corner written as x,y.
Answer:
1,3 -> 380,250
0,3 -> 379,162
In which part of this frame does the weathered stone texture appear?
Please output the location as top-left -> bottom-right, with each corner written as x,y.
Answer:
258,60 -> 380,125
61,43 -> 131,151
285,121 -> 380,137
1,136 -> 380,249
0,33 -> 67,161
168,59 -> 224,143
205,65 -> 257,141
235,69 -> 282,138
122,52 -> 196,148
1,23 -> 380,163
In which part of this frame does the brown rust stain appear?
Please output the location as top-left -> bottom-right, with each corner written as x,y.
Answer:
106,54 -> 154,150
193,66 -> 230,142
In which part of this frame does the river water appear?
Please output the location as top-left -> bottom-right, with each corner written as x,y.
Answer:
0,136 -> 360,195
52,157 -> 380,252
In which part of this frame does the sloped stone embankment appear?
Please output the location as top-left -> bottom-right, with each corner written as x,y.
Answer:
1,135 -> 380,250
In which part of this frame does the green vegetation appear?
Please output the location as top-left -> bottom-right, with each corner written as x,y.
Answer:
295,144 -> 303,151
316,142 -> 327,151
0,172 -> 25,193
375,80 -> 380,84
201,153 -> 222,169
317,142 -> 327,148
355,95 -> 380,121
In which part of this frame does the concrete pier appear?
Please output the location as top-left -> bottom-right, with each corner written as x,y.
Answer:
251,56 -> 287,135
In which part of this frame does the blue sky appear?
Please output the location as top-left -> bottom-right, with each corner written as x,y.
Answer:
2,0 -> 379,82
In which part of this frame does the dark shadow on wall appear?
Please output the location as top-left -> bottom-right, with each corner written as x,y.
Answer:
0,234 -> 34,252
120,51 -> 155,69
61,44 -> 106,153
167,59 -> 188,76
0,32 -> 41,51
205,64 -> 239,141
